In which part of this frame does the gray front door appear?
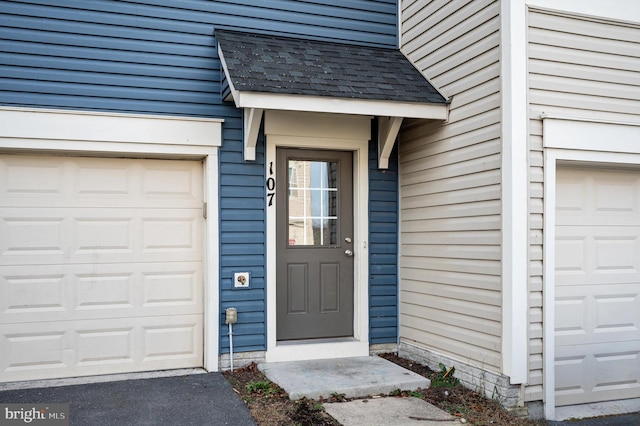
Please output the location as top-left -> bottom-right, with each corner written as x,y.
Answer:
276,148 -> 354,341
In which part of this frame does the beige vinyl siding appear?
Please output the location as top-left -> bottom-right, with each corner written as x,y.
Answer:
399,0 -> 503,371
529,10 -> 640,121
527,118 -> 545,402
525,8 -> 640,403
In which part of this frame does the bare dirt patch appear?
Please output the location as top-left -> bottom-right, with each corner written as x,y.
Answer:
223,353 -> 543,425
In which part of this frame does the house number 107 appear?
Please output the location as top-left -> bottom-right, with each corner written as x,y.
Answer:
266,161 -> 275,206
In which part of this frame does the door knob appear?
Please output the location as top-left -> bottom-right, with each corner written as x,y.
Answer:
344,249 -> 353,257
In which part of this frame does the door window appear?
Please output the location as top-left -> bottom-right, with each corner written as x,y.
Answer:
287,160 -> 338,246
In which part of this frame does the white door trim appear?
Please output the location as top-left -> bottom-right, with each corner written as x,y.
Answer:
0,107 -> 223,373
542,116 -> 640,419
264,110 -> 370,362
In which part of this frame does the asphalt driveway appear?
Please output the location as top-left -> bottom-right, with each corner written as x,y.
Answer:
547,413 -> 640,426
0,372 -> 255,426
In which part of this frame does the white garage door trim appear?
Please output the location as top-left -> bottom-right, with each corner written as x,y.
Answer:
543,116 -> 640,420
0,107 -> 223,374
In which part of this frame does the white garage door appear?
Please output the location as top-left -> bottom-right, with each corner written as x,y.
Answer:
0,155 -> 204,382
555,166 -> 640,406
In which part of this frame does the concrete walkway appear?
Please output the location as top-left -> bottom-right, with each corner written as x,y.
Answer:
325,397 -> 460,426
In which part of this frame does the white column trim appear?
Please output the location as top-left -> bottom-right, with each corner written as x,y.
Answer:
203,152 -> 220,373
500,0 -> 529,384
542,148 -> 557,420
264,111 -> 370,362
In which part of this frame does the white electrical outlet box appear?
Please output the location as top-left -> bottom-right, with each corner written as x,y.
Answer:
234,272 -> 250,288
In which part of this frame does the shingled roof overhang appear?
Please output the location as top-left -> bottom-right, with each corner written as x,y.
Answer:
215,29 -> 449,168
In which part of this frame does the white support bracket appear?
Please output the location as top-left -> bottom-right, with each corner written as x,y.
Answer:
377,116 -> 403,169
243,107 -> 264,161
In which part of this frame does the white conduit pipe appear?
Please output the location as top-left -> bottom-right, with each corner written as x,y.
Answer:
228,322 -> 234,372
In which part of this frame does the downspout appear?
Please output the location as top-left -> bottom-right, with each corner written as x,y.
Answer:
397,0 -> 403,49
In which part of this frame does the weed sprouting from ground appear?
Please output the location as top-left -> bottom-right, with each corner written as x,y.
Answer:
431,363 -> 461,388
329,392 -> 346,401
246,380 -> 277,396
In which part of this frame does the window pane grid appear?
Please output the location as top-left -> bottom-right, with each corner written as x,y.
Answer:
288,160 -> 338,246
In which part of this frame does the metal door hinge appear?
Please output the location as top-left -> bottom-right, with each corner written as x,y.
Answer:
203,202 -> 207,219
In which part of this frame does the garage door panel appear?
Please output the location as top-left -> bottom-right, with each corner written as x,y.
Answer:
554,350 -> 588,404
555,341 -> 640,406
1,209 -> 202,266
555,235 -> 588,276
556,166 -> 640,406
0,156 -> 66,197
1,328 -> 69,375
556,284 -> 640,346
555,295 -> 588,341
1,154 -> 204,382
2,263 -> 203,324
0,215 -> 66,260
2,271 -> 67,316
0,315 -> 203,382
593,236 -> 638,274
0,156 -> 202,209
557,168 -> 640,218
556,228 -> 640,280
141,269 -> 202,308
141,215 -> 201,255
142,320 -> 202,361
141,164 -> 202,200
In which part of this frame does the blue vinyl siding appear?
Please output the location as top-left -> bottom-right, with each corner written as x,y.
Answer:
1,1 -> 396,116
219,116 -> 267,353
368,140 -> 399,344
0,0 -> 399,354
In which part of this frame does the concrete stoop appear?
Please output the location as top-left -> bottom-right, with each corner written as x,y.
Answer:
258,356 -> 429,400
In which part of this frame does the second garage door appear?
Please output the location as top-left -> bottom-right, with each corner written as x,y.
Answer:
0,154 -> 204,382
555,166 -> 640,406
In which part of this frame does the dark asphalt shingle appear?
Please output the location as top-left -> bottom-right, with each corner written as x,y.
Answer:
216,29 -> 447,105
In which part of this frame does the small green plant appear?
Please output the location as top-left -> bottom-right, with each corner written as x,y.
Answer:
389,388 -> 402,396
330,392 -> 346,401
407,390 -> 424,398
431,363 -> 460,388
246,380 -> 276,396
